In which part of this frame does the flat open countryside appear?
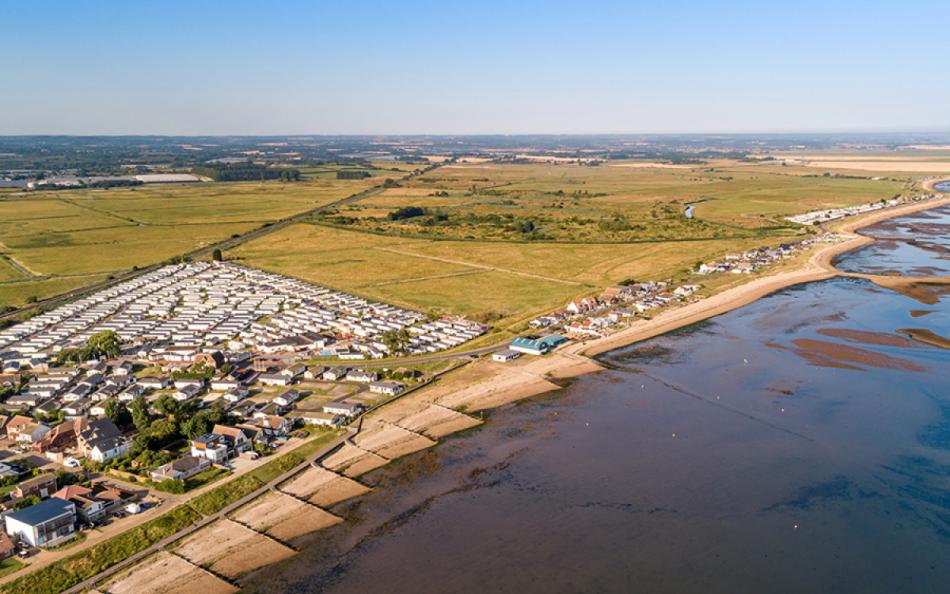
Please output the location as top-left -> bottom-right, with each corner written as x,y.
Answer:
0,175 -> 380,308
230,159 -> 912,335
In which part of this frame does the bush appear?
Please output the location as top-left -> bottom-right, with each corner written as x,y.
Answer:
153,478 -> 185,494
188,474 -> 263,516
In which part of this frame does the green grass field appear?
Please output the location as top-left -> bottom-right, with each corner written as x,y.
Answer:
0,177 -> 376,308
313,160 -> 907,242
228,159 -> 916,333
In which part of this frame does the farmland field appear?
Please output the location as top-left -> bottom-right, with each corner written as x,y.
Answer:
0,177 -> 376,308
231,159 -> 916,333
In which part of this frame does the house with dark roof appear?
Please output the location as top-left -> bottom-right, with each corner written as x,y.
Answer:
77,418 -> 131,463
150,455 -> 212,482
5,497 -> 76,547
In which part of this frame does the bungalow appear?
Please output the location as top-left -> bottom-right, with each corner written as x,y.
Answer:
210,378 -> 239,392
492,349 -> 521,363
368,381 -> 404,396
137,377 -> 169,391
295,411 -> 343,427
5,498 -> 76,547
322,367 -> 348,381
303,366 -> 327,380
280,366 -> 305,380
173,384 -> 203,402
223,388 -> 250,403
149,455 -> 211,482
172,378 -> 204,390
273,389 -> 302,407
258,373 -> 291,387
345,369 -> 378,383
322,400 -> 365,417
112,361 -> 134,376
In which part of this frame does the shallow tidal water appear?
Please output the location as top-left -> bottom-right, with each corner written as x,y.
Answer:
245,212 -> 950,594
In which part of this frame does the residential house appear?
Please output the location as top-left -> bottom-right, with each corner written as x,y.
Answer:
52,485 -> 107,523
13,474 -> 56,500
190,433 -> 231,464
149,455 -> 211,482
273,389 -> 302,407
295,411 -> 343,427
345,369 -> 378,383
322,367 -> 348,381
77,418 -> 131,463
173,384 -> 203,402
368,381 -> 404,396
6,416 -> 51,445
5,498 -> 76,547
322,400 -> 364,418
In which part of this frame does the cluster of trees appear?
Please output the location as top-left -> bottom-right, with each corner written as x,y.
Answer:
86,395 -> 230,477
336,170 -> 371,180
192,163 -> 301,182
381,329 -> 413,354
170,361 -> 216,381
387,206 -> 427,221
55,330 -> 121,365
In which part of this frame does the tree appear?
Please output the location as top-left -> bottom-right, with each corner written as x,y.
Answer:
180,415 -> 210,439
104,400 -> 132,428
86,330 -> 121,359
130,396 -> 151,433
148,419 -> 177,447
212,248 -> 223,261
153,394 -> 179,418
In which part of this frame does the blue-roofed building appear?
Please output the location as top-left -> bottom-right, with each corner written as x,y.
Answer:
509,333 -> 567,356
5,497 -> 76,547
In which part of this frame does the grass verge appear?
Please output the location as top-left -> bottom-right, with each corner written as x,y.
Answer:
0,505 -> 200,594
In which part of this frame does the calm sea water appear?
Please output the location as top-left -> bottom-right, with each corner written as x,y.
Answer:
245,212 -> 950,594
835,204 -> 950,275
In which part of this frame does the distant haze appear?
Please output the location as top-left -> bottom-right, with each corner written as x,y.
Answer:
2,0 -> 949,135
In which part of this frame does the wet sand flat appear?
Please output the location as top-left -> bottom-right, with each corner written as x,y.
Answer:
353,422 -> 437,460
280,465 -> 372,507
790,338 -> 927,372
174,519 -> 295,578
393,403 -> 483,438
322,443 -> 390,477
104,551 -> 238,594
231,490 -> 342,541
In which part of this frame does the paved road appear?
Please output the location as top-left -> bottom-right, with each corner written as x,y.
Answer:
63,431 -> 350,594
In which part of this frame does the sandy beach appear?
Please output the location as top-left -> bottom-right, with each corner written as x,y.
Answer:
569,193 -> 950,358
95,187 -> 950,594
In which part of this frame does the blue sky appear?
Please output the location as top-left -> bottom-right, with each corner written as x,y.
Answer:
2,0 -> 949,134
